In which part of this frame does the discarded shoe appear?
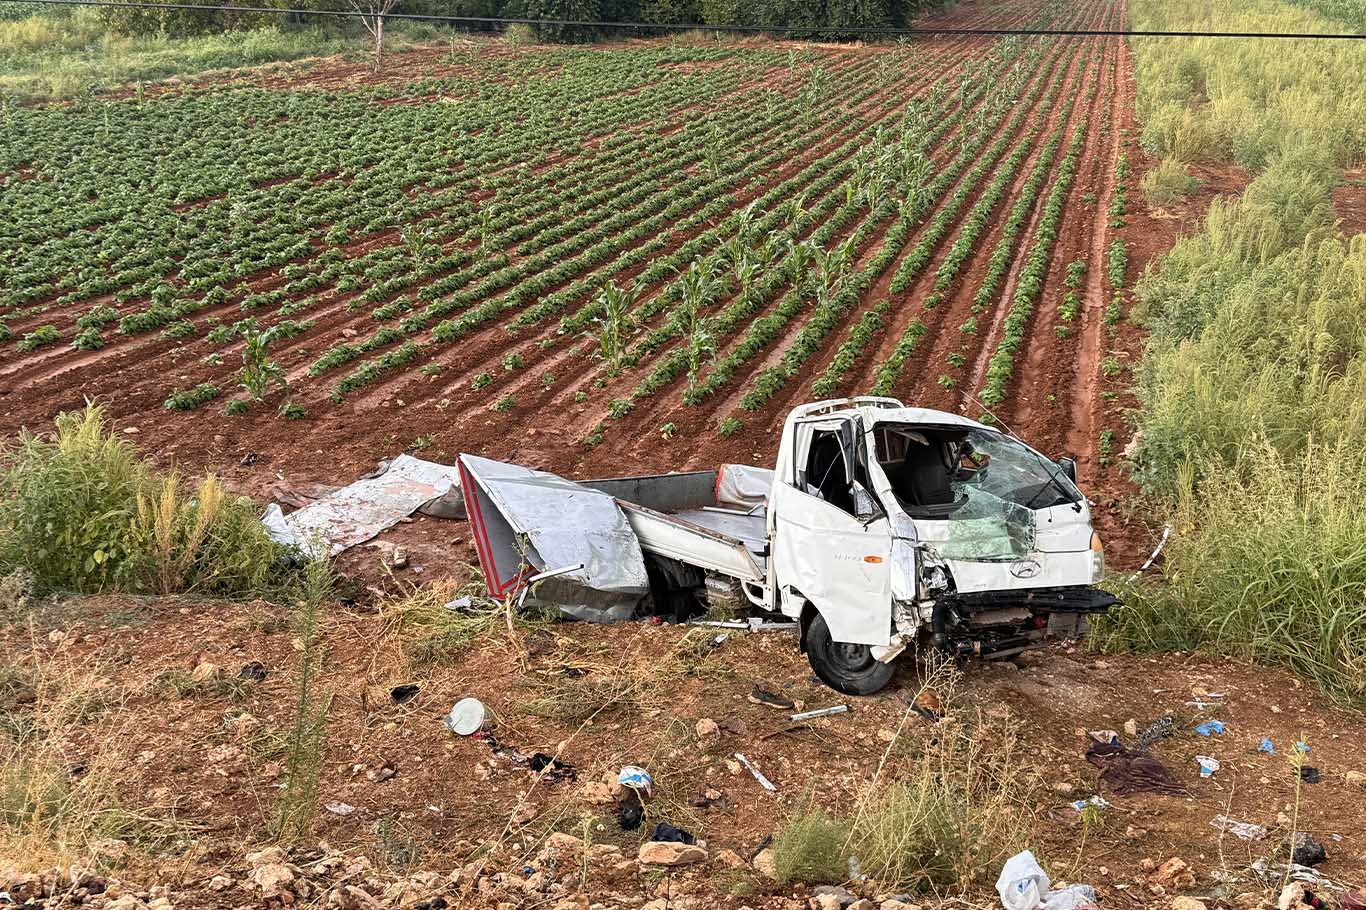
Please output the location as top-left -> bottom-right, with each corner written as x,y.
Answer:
748,685 -> 794,710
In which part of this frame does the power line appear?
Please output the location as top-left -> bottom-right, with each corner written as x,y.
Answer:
3,0 -> 1365,40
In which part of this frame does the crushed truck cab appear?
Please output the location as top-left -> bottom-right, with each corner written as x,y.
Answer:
460,396 -> 1117,696
764,397 -> 1114,694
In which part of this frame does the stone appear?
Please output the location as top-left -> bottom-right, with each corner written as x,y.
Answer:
327,885 -> 381,910
694,718 -> 719,739
1153,858 -> 1191,887
540,832 -> 584,865
249,863 -> 296,899
247,847 -> 287,868
190,660 -> 219,682
811,897 -> 843,910
1171,899 -> 1207,910
1345,770 -> 1366,787
1124,718 -> 1139,737
880,902 -> 922,910
752,848 -> 777,880
714,849 -> 746,869
523,871 -> 554,894
812,885 -> 857,907
147,898 -> 174,910
582,781 -> 615,805
207,876 -> 233,892
638,842 -> 707,867
848,901 -> 876,910
105,896 -> 146,910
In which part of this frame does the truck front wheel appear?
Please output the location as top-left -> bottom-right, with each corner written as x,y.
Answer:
806,614 -> 895,695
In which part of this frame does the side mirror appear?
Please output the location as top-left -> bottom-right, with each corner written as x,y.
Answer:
1057,456 -> 1078,484
852,481 -> 882,523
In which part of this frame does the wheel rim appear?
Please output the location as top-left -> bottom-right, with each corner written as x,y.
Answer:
827,640 -> 875,674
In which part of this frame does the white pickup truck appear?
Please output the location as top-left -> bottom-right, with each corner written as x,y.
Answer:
460,397 -> 1116,695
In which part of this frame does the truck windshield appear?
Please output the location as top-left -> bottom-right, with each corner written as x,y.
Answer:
874,424 -> 1079,560
955,430 -> 1081,511
874,424 -> 1081,513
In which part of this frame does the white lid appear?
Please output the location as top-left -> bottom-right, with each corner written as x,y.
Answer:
447,697 -> 486,735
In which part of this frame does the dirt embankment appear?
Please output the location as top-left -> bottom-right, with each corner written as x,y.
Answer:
3,586 -> 1363,909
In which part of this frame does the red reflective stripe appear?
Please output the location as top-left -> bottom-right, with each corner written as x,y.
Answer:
459,456 -> 533,598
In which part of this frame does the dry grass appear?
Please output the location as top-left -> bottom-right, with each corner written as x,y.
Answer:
0,630 -> 179,869
766,655 -> 1041,892
379,572 -> 510,667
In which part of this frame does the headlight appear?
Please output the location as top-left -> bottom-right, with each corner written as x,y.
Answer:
1090,532 -> 1105,583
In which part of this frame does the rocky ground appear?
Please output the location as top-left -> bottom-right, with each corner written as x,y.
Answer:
3,571 -> 1365,910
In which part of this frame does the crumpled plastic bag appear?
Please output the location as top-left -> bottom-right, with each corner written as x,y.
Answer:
996,851 -> 1099,910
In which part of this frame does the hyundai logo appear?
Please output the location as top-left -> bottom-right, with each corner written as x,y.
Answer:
1010,559 -> 1042,579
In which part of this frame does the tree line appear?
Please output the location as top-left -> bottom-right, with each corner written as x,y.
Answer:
94,0 -> 955,39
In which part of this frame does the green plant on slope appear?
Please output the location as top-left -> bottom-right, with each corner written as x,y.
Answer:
0,404 -> 283,595
239,319 -> 286,401
592,280 -> 638,376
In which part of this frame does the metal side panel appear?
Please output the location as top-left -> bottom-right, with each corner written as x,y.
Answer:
618,501 -> 766,586
581,471 -> 718,513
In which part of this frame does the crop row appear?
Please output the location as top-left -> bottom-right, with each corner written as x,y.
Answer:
978,117 -> 1091,406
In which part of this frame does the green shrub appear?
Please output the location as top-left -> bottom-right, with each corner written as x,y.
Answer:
16,325 -> 59,353
1140,158 -> 1200,205
0,404 -> 285,596
1093,438 -> 1366,704
771,802 -> 846,885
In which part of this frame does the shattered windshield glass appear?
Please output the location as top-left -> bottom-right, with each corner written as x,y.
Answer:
875,424 -> 1080,560
956,430 -> 1081,511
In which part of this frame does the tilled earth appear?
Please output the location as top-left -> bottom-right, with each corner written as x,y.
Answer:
3,577 -> 1364,910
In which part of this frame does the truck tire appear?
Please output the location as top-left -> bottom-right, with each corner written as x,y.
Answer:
806,613 -> 895,696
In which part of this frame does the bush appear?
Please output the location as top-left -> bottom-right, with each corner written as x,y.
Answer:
846,714 -> 1036,889
1140,158 -> 1201,206
1092,438 -> 1366,705
0,404 -> 285,596
771,801 -> 846,885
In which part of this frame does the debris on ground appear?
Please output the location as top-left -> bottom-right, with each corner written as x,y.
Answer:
1260,737 -> 1276,754
263,454 -> 464,557
1085,739 -> 1186,795
444,697 -> 486,735
734,752 -> 777,791
648,822 -> 695,845
1287,833 -> 1328,868
1196,755 -> 1220,778
996,850 -> 1098,910
238,660 -> 268,682
1300,766 -> 1321,784
1209,814 -> 1267,840
1131,710 -> 1174,748
748,684 -> 795,710
617,788 -> 644,831
790,704 -> 850,721
617,765 -> 653,796
390,683 -> 420,705
1193,719 -> 1226,736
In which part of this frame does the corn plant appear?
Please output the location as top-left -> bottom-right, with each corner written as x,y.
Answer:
592,281 -> 638,376
238,319 -> 286,401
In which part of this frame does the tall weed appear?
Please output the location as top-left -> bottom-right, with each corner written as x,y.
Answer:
273,559 -> 334,842
0,404 -> 285,596
1094,439 -> 1366,704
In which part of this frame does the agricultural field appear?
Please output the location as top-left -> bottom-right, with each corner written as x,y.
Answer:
7,0 -> 1366,906
0,0 -> 1156,560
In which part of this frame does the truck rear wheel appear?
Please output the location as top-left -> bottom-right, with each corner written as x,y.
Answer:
806,613 -> 895,695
